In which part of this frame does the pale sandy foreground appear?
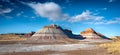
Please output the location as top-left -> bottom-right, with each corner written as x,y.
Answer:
0,44 -> 99,52
0,39 -> 119,55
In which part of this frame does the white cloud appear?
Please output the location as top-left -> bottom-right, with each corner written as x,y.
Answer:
103,8 -> 107,10
0,8 -> 13,18
95,21 -> 119,24
106,20 -> 119,24
109,0 -> 116,3
109,0 -> 113,2
16,11 -> 24,16
16,13 -> 21,16
0,8 -> 12,14
27,2 -> 68,21
26,2 -> 118,24
86,18 -> 120,25
0,14 -> 13,19
26,2 -> 104,22
31,16 -> 36,18
69,10 -> 104,22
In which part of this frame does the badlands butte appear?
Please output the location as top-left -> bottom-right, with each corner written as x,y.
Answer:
0,24 -> 120,55
24,24 -> 111,44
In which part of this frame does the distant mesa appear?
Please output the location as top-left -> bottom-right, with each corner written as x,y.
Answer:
24,31 -> 35,38
25,24 -> 75,44
80,27 -> 110,39
0,24 -> 112,44
25,25 -> 111,44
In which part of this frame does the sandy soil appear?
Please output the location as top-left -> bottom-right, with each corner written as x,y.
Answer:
0,39 -> 119,55
0,44 -> 99,52
1,47 -> 120,55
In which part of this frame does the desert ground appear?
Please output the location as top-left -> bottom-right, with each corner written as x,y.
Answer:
0,39 -> 118,55
0,34 -> 120,55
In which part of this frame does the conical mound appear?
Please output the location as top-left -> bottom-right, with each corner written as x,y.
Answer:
80,28 -> 110,39
85,28 -> 95,32
25,24 -> 73,44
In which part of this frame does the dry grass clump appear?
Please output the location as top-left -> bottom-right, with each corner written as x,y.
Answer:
0,34 -> 27,41
100,37 -> 120,54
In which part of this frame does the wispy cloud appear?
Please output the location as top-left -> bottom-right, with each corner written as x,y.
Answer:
16,11 -> 24,16
27,2 -> 105,23
0,8 -> 12,14
69,10 -> 104,22
86,18 -> 120,25
95,8 -> 108,12
26,2 -> 119,25
109,0 -> 116,3
103,8 -> 107,10
27,2 -> 69,21
0,8 -> 13,18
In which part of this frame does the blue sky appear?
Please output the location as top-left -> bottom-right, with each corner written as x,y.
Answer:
0,0 -> 120,37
